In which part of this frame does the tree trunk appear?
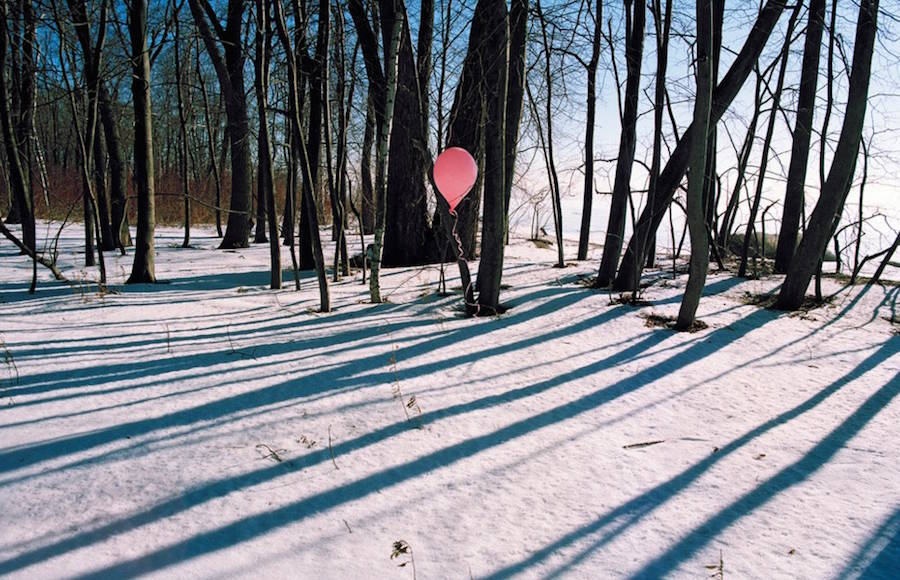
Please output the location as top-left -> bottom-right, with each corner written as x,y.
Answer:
273,0 -> 330,310
98,83 -> 131,250
577,0 -> 603,261
195,45 -> 222,238
597,0 -> 645,286
126,0 -> 156,284
774,0 -> 825,273
504,0 -> 528,236
360,91 -> 376,234
675,0 -> 713,330
637,0 -> 671,272
382,0 -> 433,267
777,0 -> 879,310
475,0 -> 509,312
613,0 -> 787,291
1,0 -> 35,255
255,0 -> 281,288
188,0 -> 253,249
174,11 -> 192,248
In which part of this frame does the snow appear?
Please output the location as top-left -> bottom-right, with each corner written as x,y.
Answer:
1,223 -> 898,579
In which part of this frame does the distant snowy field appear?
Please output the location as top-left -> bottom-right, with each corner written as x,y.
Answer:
1,223 -> 898,579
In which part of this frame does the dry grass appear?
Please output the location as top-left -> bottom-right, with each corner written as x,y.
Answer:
641,313 -> 708,332
740,291 -> 834,311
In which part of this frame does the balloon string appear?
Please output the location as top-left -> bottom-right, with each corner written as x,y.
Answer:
450,209 -> 482,316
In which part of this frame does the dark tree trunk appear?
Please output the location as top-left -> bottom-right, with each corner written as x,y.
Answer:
777,0 -> 879,309
475,0 -> 508,312
174,12 -> 192,248
188,0 -> 253,249
98,85 -> 131,250
255,0 -> 281,288
0,0 -> 35,255
126,0 -> 156,284
638,0 -> 671,271
675,0 -> 713,330
91,125 -> 115,251
774,0 -> 825,273
1,0 -> 35,255
577,0 -> 602,261
597,0 -> 645,286
504,0 -> 528,230
381,0 -> 433,267
360,92 -> 376,234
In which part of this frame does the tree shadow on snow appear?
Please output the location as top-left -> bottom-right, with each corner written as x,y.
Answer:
482,338 -> 899,579
0,276 -> 760,578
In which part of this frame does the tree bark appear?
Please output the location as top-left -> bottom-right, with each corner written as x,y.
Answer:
360,91 -> 376,234
381,0 -> 433,267
637,0 -> 671,271
475,0 -> 508,312
504,0 -> 528,234
188,0 -> 253,249
255,0 -> 281,288
127,0 -> 156,284
173,10 -> 192,248
0,0 -> 35,255
577,0 -> 603,261
675,0 -> 713,330
777,0 -> 879,310
774,0 -> 825,273
273,0 -> 330,310
597,0 -> 644,286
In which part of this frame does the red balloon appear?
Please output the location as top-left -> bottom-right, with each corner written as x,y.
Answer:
433,147 -> 477,212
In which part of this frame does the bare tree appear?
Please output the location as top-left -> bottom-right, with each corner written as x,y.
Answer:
738,2 -> 802,277
273,0 -> 331,310
675,0 -> 713,330
576,0 -> 603,261
777,0 -> 879,310
473,0 -> 509,312
254,0 -> 281,289
774,0 -> 825,273
127,0 -> 157,284
188,0 -> 253,249
613,0 -> 788,292
0,0 -> 37,290
533,0 -> 564,268
597,0 -> 645,286
635,0 -> 671,272
349,0 -> 403,303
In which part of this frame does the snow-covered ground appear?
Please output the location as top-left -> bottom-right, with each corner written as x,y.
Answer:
1,223 -> 898,579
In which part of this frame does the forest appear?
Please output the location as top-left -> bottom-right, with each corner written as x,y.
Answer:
1,0 -> 899,578
0,0 -> 896,319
